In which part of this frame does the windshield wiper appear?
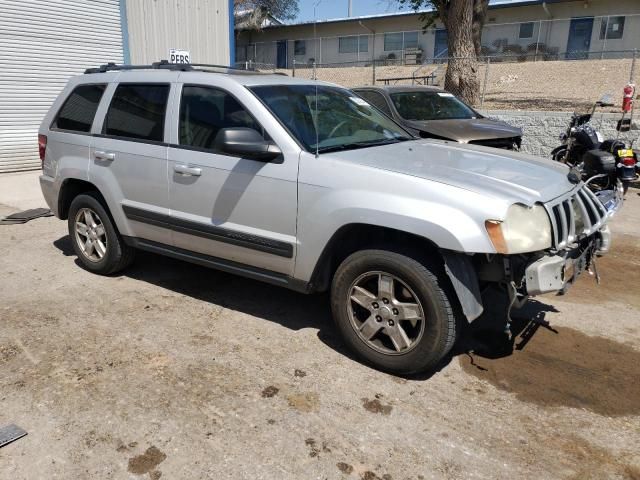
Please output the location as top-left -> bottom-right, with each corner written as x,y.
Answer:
316,137 -> 409,154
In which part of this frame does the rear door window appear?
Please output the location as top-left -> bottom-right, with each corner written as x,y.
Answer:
52,84 -> 106,133
103,84 -> 170,142
356,90 -> 393,116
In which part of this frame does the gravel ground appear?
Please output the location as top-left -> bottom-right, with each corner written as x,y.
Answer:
0,191 -> 639,479
285,59 -> 639,111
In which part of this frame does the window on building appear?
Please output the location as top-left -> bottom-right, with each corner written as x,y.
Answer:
384,32 -> 403,51
179,86 -> 262,152
104,84 -> 170,142
338,35 -> 368,54
600,16 -> 625,40
52,84 -> 106,132
519,22 -> 534,39
294,40 -> 306,56
404,31 -> 419,49
384,32 -> 419,51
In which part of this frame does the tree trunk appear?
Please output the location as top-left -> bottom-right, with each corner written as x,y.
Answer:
472,0 -> 489,57
443,0 -> 480,105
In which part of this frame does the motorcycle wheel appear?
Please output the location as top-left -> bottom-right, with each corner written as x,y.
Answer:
551,146 -> 570,164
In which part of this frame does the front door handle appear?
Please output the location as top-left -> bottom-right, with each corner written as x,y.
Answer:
95,150 -> 115,161
174,164 -> 202,177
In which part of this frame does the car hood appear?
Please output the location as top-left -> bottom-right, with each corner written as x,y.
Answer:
405,118 -> 522,142
330,139 -> 574,205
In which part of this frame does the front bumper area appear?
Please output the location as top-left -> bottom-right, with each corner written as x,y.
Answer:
524,234 -> 605,296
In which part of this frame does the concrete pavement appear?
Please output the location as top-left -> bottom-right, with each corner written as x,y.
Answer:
0,170 -> 46,211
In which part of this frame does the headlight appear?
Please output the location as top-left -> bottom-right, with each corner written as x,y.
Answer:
485,204 -> 552,254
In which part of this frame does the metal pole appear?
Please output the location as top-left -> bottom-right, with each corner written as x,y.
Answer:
292,58 -> 296,77
480,57 -> 490,108
629,49 -> 637,133
313,60 -> 316,80
359,22 -> 376,85
372,33 -> 376,84
534,20 -> 541,62
601,16 -> 609,60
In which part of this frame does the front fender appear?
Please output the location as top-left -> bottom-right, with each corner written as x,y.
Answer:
294,186 -> 502,282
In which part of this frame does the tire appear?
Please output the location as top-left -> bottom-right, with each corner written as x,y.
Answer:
67,192 -> 135,275
623,181 -> 629,196
551,146 -> 568,163
330,249 -> 457,375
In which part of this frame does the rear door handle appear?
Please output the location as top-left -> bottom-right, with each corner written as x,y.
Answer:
94,150 -> 115,161
174,164 -> 202,177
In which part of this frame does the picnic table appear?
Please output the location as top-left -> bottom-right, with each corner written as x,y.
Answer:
377,74 -> 437,86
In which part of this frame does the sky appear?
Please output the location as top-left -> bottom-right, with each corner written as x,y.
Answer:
294,0 -> 408,23
292,0 -> 524,24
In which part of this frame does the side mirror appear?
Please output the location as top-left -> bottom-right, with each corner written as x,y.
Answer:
214,127 -> 282,162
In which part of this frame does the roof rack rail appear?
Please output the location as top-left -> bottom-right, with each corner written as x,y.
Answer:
84,60 -> 256,75
84,60 -> 193,74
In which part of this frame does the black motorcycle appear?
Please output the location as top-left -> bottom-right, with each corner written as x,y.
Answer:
551,94 -> 637,196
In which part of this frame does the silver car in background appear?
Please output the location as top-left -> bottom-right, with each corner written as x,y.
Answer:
39,63 -> 613,374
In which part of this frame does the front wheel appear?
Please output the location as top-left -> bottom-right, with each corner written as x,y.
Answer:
551,145 -> 569,163
330,249 -> 458,375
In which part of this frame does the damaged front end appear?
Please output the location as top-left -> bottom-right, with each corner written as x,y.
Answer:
443,183 -> 614,325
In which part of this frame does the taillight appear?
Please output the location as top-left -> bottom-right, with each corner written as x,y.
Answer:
38,134 -> 47,168
622,157 -> 636,167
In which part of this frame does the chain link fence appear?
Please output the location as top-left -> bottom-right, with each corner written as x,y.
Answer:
235,50 -> 638,113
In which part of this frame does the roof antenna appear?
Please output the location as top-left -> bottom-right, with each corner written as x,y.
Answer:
313,0 -> 322,157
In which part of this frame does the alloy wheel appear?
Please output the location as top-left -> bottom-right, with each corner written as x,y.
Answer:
347,271 -> 425,355
74,208 -> 107,262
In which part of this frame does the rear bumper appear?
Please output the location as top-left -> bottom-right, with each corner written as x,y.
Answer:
39,174 -> 58,217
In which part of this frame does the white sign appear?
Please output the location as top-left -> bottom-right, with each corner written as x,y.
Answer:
169,49 -> 190,64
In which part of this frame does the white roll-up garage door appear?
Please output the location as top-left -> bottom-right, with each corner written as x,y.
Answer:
0,0 -> 124,172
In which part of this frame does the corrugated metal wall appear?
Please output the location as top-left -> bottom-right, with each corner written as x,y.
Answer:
126,0 -> 230,65
0,0 -> 124,173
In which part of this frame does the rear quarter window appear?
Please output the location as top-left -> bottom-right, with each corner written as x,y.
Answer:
52,84 -> 106,133
103,84 -> 170,142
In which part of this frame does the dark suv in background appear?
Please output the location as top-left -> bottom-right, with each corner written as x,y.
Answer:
352,85 -> 522,150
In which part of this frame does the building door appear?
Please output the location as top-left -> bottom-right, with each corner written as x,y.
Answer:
434,29 -> 448,60
566,17 -> 593,60
277,40 -> 288,68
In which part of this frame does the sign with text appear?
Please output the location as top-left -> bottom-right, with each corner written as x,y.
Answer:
169,49 -> 190,64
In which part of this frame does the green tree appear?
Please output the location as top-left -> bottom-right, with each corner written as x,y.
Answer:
397,0 -> 489,105
234,0 -> 299,29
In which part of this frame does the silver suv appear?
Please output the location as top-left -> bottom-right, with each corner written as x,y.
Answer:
39,62 -> 615,374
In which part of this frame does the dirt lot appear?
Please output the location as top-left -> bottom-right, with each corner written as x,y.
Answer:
288,59 -> 639,111
1,191 -> 639,479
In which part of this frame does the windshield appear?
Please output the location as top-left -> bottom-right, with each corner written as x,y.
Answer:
250,84 -> 411,153
390,91 -> 477,121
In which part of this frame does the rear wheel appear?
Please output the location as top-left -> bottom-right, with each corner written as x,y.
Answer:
330,249 -> 457,375
68,193 -> 135,274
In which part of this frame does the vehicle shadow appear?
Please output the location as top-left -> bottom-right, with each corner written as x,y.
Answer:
54,234 -> 334,334
404,299 -> 561,380
53,235 -> 560,379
